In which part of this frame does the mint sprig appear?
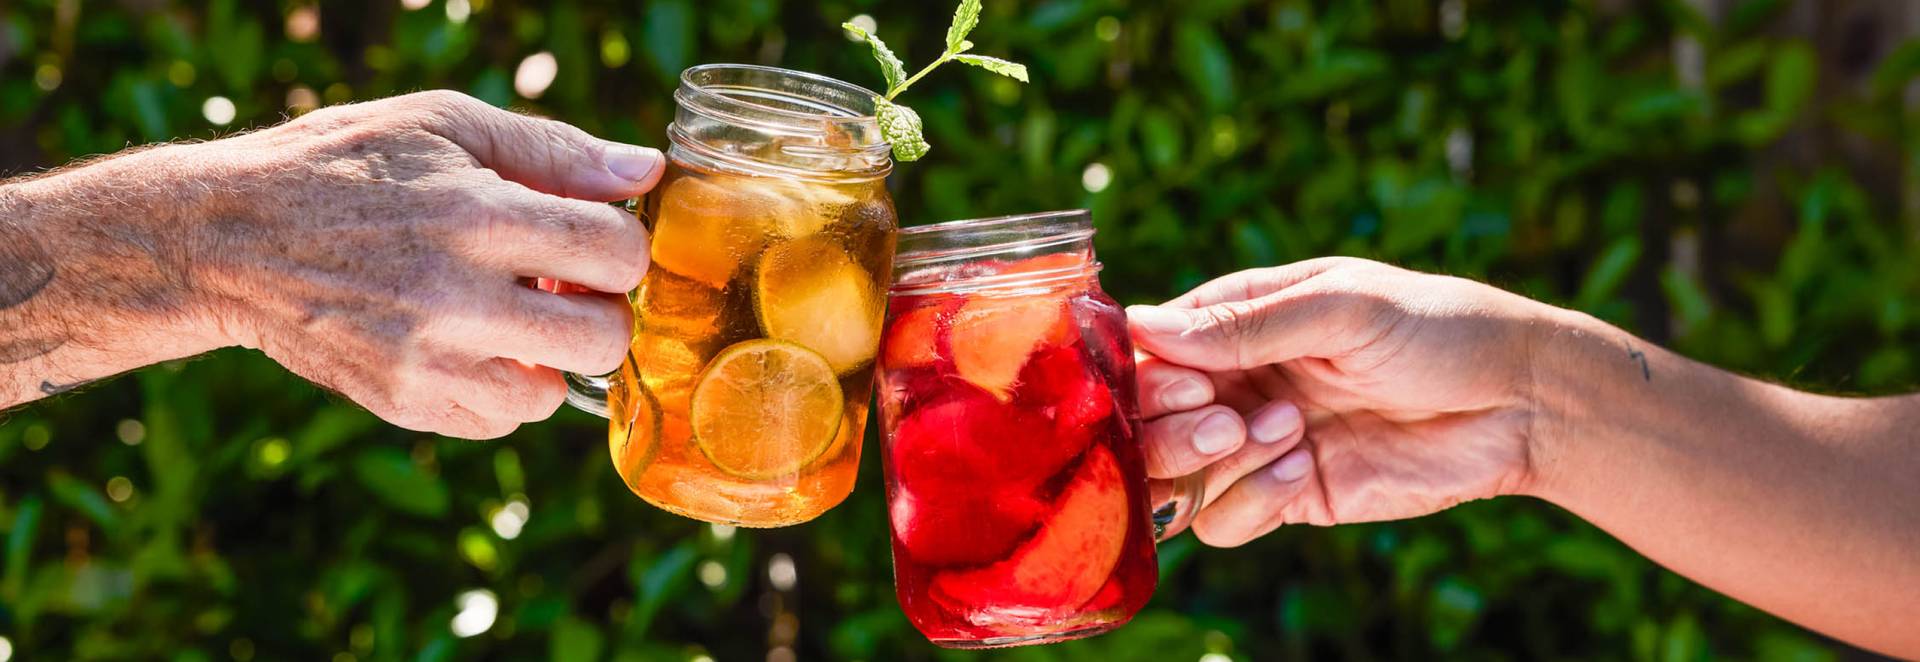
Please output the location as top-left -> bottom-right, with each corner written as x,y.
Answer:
842,0 -> 1029,162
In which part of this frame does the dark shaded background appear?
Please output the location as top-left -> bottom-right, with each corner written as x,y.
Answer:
4,0 -> 1918,660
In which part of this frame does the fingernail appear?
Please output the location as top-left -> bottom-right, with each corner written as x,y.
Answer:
1161,379 -> 1210,411
1270,448 -> 1313,482
1248,401 -> 1301,444
605,144 -> 663,181
1127,305 -> 1191,335
1192,412 -> 1240,455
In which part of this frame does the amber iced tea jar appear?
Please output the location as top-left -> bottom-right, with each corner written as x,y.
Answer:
876,211 -> 1200,647
566,64 -> 898,527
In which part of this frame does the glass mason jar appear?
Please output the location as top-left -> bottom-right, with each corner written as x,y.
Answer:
875,210 -> 1201,648
565,64 -> 898,527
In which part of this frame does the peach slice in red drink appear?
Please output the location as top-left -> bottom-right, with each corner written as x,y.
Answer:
881,296 -> 956,370
948,294 -> 1074,401
930,444 -> 1129,614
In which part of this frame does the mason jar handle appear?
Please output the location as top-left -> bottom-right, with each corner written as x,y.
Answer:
564,372 -> 612,419
1150,470 -> 1205,542
541,197 -> 645,421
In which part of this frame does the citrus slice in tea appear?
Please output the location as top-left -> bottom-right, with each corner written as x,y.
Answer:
689,339 -> 845,480
609,361 -> 662,486
948,293 -> 1074,401
648,173 -> 775,288
754,236 -> 882,375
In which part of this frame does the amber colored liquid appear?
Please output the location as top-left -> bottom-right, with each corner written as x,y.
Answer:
607,161 -> 896,527
877,264 -> 1158,647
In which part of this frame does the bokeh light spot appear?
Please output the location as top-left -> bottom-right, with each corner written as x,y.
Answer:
106,476 -> 134,503
286,6 -> 320,42
767,553 -> 796,591
203,96 -> 237,126
116,419 -> 145,445
450,589 -> 497,637
1081,163 -> 1113,193
514,52 -> 558,99
697,560 -> 726,588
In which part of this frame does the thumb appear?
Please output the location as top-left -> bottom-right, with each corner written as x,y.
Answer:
426,93 -> 666,201
1127,288 -> 1372,372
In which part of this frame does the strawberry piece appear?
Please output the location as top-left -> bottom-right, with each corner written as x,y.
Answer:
948,294 -> 1074,401
930,444 -> 1130,614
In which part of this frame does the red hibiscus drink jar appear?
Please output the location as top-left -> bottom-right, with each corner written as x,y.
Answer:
876,210 -> 1203,648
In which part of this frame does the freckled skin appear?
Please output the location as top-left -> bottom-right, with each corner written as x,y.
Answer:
0,91 -> 666,439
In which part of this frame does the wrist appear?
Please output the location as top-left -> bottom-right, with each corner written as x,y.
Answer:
16,144 -> 235,359
1518,305 -> 1616,502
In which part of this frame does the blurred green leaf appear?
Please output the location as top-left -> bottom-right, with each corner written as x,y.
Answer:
4,495 -> 41,599
48,472 -> 119,531
351,448 -> 449,518
628,542 -> 698,639
1172,21 -> 1235,111
552,614 -> 606,662
641,0 -> 695,85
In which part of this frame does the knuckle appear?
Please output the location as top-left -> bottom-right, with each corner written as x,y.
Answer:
410,90 -> 481,116
1199,300 -> 1269,343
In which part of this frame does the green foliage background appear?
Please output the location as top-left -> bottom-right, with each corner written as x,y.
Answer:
2,0 -> 1915,659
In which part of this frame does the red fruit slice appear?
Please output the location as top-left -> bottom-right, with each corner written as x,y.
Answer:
890,482 -> 1046,567
881,297 -> 954,370
931,444 -> 1130,614
1017,344 -> 1115,439
889,383 -> 1087,492
949,294 -> 1074,401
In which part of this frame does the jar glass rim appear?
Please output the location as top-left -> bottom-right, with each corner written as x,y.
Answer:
891,210 -> 1099,294
671,63 -> 893,178
677,64 -> 884,137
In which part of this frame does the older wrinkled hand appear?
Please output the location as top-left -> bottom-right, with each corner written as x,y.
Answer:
194,91 -> 664,439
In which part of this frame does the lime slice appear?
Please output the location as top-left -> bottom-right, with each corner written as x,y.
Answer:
690,340 -> 845,480
754,236 -> 883,375
608,361 -> 662,488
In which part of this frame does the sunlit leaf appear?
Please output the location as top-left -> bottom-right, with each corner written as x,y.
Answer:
350,448 -> 449,518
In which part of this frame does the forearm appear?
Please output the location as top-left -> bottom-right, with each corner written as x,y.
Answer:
1527,309 -> 1920,657
0,145 -> 228,407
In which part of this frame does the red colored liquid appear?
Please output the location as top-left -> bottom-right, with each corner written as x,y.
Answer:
877,258 -> 1158,648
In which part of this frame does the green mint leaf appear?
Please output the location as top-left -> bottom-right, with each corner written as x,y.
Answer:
953,54 -> 1029,83
875,99 -> 930,162
946,0 -> 982,52
841,22 -> 906,93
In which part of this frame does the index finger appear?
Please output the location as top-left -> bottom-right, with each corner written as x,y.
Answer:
1165,257 -> 1368,309
409,91 -> 666,202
